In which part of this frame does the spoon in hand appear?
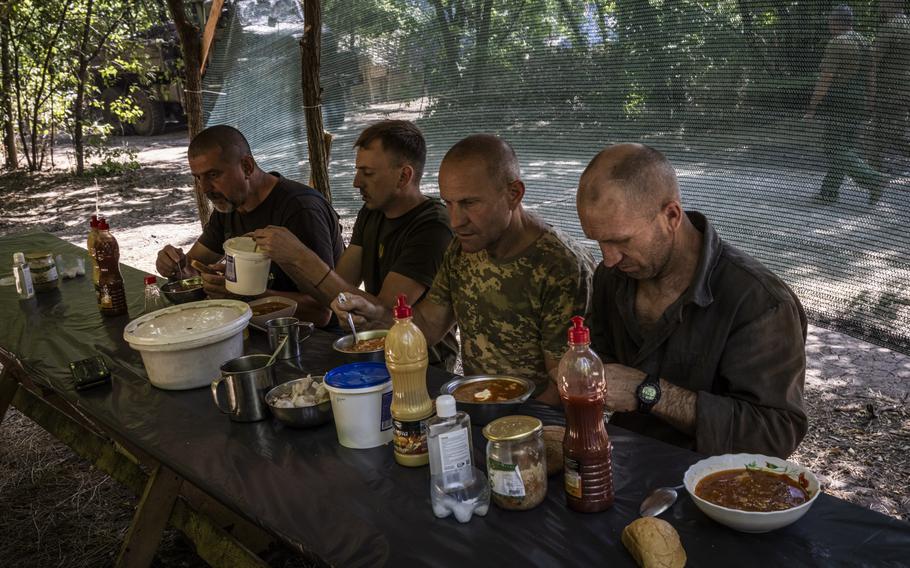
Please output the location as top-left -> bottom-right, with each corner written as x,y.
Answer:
639,484 -> 685,517
337,293 -> 359,343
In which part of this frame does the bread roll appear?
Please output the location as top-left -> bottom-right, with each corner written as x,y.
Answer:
621,517 -> 686,568
542,425 -> 565,476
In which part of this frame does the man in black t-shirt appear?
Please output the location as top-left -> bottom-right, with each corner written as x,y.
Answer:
254,120 -> 457,369
155,125 -> 342,326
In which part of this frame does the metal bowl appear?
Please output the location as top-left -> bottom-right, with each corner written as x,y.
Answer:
439,375 -> 535,426
332,329 -> 388,363
160,277 -> 206,304
265,376 -> 333,428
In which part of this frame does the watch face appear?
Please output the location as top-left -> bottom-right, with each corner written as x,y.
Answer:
640,384 -> 659,403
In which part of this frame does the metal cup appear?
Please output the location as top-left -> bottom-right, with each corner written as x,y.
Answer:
210,354 -> 275,422
266,317 -> 314,360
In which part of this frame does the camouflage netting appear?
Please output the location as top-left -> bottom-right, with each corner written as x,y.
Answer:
203,0 -> 910,354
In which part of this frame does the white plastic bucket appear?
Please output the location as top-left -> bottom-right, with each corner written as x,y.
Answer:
123,300 -> 252,390
224,236 -> 271,296
324,363 -> 393,449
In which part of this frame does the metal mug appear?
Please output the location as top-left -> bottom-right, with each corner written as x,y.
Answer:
266,317 -> 315,360
210,354 -> 275,422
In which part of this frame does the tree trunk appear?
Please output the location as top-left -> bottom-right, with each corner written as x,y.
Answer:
300,0 -> 331,203
166,0 -> 211,227
73,0 -> 94,176
0,5 -> 17,170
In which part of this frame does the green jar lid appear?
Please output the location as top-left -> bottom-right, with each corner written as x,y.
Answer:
482,415 -> 542,442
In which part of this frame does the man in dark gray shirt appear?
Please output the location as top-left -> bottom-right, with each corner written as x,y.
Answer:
577,143 -> 808,458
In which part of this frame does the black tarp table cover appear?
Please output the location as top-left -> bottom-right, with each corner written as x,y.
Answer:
1,232 -> 908,567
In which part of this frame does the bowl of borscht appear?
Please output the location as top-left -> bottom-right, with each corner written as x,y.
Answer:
683,453 -> 821,533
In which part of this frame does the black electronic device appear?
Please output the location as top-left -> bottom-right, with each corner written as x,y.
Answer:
69,355 -> 111,391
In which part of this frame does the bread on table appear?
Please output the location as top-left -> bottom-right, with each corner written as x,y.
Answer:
621,517 -> 686,568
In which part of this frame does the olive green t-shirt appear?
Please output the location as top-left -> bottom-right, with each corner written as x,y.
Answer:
426,226 -> 595,395
818,31 -> 870,116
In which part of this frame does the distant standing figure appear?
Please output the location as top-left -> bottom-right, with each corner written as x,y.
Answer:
869,0 -> 910,172
805,4 -> 887,205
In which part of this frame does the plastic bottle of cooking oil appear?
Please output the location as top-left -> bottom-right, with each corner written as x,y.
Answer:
384,294 -> 433,467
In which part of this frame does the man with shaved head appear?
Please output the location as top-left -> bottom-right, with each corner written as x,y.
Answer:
334,134 -> 594,403
155,124 -> 343,325
578,144 -> 808,458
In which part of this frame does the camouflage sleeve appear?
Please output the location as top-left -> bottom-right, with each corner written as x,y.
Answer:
539,254 -> 593,361
425,240 -> 457,308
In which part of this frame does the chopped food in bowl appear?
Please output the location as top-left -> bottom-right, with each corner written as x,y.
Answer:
265,375 -> 332,428
684,453 -> 821,533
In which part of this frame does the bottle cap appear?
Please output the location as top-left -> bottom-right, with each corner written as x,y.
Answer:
393,294 -> 412,319
13,252 -> 25,264
90,215 -> 98,228
144,275 -> 157,286
98,218 -> 109,231
567,315 -> 590,344
436,394 -> 457,418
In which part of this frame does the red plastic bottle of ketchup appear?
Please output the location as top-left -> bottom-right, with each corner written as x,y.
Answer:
557,316 -> 614,513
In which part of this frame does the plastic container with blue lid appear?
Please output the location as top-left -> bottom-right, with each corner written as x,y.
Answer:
325,362 -> 390,390
323,362 -> 394,449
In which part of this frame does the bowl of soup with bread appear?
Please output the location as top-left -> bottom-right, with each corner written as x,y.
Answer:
684,453 -> 821,533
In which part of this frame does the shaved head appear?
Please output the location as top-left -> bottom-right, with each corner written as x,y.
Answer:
188,124 -> 252,163
441,134 -> 520,188
578,143 -> 679,214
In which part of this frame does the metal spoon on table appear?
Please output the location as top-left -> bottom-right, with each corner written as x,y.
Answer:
336,293 -> 359,343
639,484 -> 685,517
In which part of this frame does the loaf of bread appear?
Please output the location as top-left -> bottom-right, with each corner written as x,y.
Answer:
621,517 -> 686,568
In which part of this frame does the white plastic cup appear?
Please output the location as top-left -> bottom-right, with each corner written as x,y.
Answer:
224,236 -> 271,296
324,369 -> 393,449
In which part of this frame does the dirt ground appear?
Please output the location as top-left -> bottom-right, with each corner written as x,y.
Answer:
0,130 -> 908,567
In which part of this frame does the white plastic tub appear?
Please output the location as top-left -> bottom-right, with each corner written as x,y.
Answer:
324,362 -> 393,449
123,300 -> 252,390
224,236 -> 271,296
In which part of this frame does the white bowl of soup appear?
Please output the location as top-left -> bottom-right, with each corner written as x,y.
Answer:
683,453 -> 821,533
439,375 -> 535,426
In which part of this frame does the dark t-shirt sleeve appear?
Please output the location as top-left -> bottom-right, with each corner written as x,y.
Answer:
285,207 -> 340,268
198,213 -> 226,254
590,265 -> 618,363
385,219 -> 452,289
349,207 -> 369,248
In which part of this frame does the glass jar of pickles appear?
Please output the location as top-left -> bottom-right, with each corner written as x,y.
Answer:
25,252 -> 59,292
482,415 -> 547,511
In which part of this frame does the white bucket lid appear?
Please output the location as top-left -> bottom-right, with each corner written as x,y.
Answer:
123,299 -> 251,352
224,236 -> 267,260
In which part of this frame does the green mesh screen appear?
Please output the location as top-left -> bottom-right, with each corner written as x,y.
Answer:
203,1 -> 910,354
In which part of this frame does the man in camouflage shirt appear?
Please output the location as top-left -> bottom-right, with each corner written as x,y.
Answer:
869,0 -> 910,172
333,134 -> 594,404
805,4 -> 886,204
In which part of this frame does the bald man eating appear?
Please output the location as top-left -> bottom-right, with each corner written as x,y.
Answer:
333,134 -> 594,405
578,144 -> 808,458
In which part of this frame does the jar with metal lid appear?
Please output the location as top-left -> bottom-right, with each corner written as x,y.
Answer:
482,415 -> 547,511
25,252 -> 59,292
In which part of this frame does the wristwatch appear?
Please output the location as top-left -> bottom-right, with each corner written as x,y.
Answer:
635,373 -> 661,414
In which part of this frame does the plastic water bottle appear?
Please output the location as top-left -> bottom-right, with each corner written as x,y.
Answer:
427,395 -> 490,523
12,252 -> 35,300
142,275 -> 166,314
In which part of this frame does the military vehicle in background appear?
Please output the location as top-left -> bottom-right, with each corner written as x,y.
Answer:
97,1 -> 226,136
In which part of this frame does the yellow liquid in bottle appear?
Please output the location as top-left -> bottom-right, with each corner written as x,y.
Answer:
385,314 -> 432,467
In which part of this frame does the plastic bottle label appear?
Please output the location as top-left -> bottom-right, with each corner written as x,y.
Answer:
565,457 -> 583,498
380,390 -> 392,431
438,428 -> 471,474
14,265 -> 34,297
393,417 -> 429,456
489,458 -> 525,497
